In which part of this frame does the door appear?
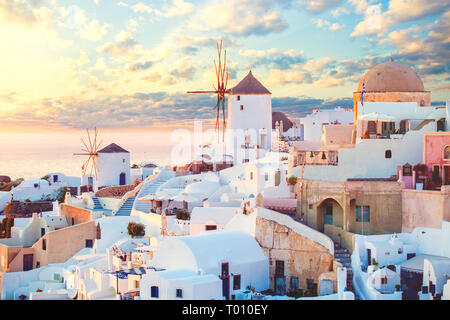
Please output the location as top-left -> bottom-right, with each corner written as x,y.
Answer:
275,276 -> 286,295
119,173 -> 126,185
222,277 -> 230,300
221,263 -> 229,300
23,254 -> 33,271
324,203 -> 333,225
444,166 -> 450,185
320,280 -> 334,296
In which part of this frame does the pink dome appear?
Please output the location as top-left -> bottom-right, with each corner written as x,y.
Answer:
358,60 -> 425,92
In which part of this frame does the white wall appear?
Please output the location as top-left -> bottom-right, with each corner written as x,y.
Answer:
301,108 -> 353,142
291,128 -> 427,181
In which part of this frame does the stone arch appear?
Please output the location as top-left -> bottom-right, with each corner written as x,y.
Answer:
316,197 -> 344,232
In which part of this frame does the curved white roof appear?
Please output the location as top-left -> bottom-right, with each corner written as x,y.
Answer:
190,207 -> 239,225
184,181 -> 220,196
152,231 -> 267,272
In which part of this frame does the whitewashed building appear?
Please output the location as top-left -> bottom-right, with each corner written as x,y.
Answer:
300,107 -> 354,142
142,230 -> 269,300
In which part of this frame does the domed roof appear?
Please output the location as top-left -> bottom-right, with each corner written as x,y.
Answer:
357,59 -> 425,92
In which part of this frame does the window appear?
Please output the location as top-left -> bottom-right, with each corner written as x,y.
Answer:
72,218 -> 75,225
205,225 -> 217,231
381,277 -> 387,284
306,279 -> 315,289
135,280 -> 140,289
385,150 -> 392,158
275,260 -> 284,276
42,239 -> 46,251
240,105 -> 244,111
85,240 -> 93,248
123,159 -> 125,163
290,277 -> 299,290
176,289 -> 183,298
233,275 -> 241,290
237,96 -> 240,101
356,206 -> 370,222
54,274 -> 61,281
265,172 -> 269,181
151,286 -> 159,298
250,172 -> 253,180
444,146 -> 450,160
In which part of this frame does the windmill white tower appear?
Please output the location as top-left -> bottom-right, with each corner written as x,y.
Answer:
225,71 -> 273,165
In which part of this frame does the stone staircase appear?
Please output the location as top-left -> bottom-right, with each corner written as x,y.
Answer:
91,196 -> 103,210
334,243 -> 359,299
115,197 -> 135,216
132,177 -> 172,213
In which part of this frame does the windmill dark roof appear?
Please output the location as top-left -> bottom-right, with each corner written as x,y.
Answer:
230,70 -> 271,95
98,143 -> 130,154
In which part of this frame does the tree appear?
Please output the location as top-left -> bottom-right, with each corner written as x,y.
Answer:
53,187 -> 68,202
127,222 -> 145,238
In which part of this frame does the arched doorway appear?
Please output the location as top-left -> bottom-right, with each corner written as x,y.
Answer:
119,172 -> 126,185
317,198 -> 343,232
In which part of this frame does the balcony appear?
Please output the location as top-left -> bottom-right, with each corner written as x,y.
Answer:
293,151 -> 338,166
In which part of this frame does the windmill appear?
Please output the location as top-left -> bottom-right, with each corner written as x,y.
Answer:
74,127 -> 103,187
188,40 -> 230,142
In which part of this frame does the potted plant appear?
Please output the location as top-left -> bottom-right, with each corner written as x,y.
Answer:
395,284 -> 401,292
391,129 -> 404,139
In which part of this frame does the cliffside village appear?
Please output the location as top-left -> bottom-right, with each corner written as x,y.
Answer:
0,58 -> 449,301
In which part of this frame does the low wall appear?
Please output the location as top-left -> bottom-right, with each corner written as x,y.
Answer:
60,204 -> 92,225
324,224 -> 356,253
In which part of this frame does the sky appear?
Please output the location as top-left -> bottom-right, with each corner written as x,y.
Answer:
0,0 -> 449,132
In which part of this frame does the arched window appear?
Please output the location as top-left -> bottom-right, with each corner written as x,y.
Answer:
444,146 -> 450,160
385,150 -> 392,158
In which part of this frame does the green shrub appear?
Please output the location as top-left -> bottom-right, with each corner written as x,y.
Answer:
176,210 -> 191,220
127,222 -> 145,238
287,289 -> 303,298
287,176 -> 298,186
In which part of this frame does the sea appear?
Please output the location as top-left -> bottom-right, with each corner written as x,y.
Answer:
0,128 -> 192,181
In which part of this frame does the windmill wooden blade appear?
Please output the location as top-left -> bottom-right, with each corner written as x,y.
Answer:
186,40 -> 230,143
86,128 -> 93,151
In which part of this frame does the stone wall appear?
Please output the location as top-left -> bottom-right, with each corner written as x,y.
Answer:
7,201 -> 53,217
60,204 -> 92,225
95,184 -> 138,198
255,214 -> 335,294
